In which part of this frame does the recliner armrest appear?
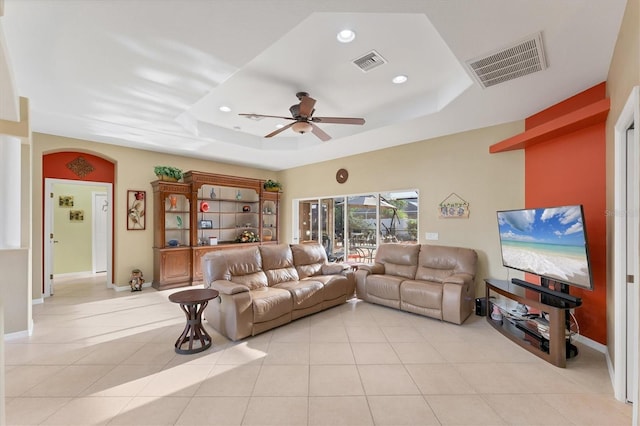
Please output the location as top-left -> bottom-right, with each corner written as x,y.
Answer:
443,273 -> 474,286
359,263 -> 385,275
208,280 -> 250,295
321,263 -> 347,275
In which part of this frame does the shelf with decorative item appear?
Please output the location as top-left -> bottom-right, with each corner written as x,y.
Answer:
262,179 -> 282,192
154,166 -> 183,182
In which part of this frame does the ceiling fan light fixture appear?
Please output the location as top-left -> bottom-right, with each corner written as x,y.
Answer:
337,29 -> 356,43
292,121 -> 313,134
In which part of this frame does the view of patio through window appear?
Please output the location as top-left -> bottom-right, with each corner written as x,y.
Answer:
294,190 -> 418,264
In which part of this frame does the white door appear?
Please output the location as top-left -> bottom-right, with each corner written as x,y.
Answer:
93,192 -> 108,273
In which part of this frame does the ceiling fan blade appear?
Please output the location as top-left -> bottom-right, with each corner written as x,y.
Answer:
265,122 -> 295,138
298,95 -> 316,118
239,113 -> 295,121
310,123 -> 331,142
312,116 -> 365,125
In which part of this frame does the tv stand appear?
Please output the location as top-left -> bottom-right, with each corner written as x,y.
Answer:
484,279 -> 581,368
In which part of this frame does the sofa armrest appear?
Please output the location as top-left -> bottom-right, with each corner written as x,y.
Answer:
443,273 -> 474,286
359,263 -> 385,275
208,280 -> 250,295
322,263 -> 347,275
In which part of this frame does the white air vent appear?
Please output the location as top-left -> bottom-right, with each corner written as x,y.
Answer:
353,50 -> 387,72
466,32 -> 547,88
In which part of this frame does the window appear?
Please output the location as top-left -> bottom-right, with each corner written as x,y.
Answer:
294,190 -> 418,263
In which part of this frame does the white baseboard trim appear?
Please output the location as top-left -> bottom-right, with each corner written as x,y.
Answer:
53,271 -> 95,279
4,329 -> 29,341
32,298 -> 44,305
574,334 -> 607,353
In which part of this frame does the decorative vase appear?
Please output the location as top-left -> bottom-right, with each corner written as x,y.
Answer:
210,187 -> 216,199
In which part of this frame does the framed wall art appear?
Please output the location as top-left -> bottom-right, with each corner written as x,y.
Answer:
69,210 -> 84,222
59,195 -> 74,207
127,190 -> 146,230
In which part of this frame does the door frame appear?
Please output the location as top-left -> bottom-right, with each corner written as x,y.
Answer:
614,86 -> 639,416
44,178 -> 114,296
92,191 -> 108,274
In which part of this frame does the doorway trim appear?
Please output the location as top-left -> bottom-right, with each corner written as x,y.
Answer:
614,86 -> 639,414
44,178 -> 114,296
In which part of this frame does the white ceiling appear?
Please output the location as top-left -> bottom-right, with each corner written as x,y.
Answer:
1,0 -> 627,171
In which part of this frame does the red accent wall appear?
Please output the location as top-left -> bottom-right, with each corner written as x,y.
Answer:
43,152 -> 114,182
524,84 -> 607,344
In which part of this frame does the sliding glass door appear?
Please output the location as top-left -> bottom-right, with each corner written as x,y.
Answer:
295,190 -> 418,264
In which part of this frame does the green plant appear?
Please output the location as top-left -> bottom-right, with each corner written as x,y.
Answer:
154,166 -> 183,180
263,179 -> 282,190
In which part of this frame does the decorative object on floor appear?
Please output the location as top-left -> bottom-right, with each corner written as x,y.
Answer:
438,192 -> 470,218
263,179 -> 282,192
236,230 -> 260,243
129,268 -> 145,291
69,210 -> 84,222
154,165 -> 183,182
127,190 -> 146,230
66,156 -> 95,178
168,288 -> 220,354
58,195 -> 74,207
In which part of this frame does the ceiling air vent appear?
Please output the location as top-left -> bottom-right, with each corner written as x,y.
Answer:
353,50 -> 387,72
466,32 -> 547,88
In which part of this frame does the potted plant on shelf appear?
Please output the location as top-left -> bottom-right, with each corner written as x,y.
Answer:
154,166 -> 183,182
263,179 -> 282,192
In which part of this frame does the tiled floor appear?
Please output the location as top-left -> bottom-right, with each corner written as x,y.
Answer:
4,274 -> 632,425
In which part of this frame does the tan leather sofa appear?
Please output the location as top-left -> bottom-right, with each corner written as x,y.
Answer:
355,243 -> 478,324
202,243 -> 355,341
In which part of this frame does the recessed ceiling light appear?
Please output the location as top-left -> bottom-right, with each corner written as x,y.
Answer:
392,75 -> 408,84
337,29 -> 356,43
219,105 -> 231,112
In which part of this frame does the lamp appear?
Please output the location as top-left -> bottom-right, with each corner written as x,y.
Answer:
292,121 -> 312,134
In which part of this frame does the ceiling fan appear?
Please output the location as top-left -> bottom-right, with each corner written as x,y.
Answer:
239,92 -> 365,141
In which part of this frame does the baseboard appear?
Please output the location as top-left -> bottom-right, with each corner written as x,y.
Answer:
574,333 -> 607,354
4,329 -> 29,341
32,298 -> 43,305
53,271 -> 95,279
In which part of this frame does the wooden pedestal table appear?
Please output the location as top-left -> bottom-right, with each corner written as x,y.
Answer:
168,288 -> 219,354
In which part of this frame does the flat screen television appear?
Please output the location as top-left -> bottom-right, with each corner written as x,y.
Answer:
496,205 -> 594,292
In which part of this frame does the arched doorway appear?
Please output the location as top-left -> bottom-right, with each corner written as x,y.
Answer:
42,152 -> 115,296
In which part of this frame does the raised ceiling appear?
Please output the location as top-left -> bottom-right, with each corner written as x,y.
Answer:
1,0 -> 627,170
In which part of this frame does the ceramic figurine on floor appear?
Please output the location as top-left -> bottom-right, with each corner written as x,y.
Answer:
129,268 -> 144,292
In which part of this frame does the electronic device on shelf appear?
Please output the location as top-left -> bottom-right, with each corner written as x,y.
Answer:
496,204 -> 594,302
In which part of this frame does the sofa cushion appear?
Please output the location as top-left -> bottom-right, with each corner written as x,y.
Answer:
203,246 -> 268,290
374,243 -> 420,279
274,280 -> 324,310
251,287 -> 292,323
260,244 -> 300,285
365,274 -> 404,301
305,275 -> 347,301
291,243 -> 329,278
401,280 -> 443,312
415,245 -> 478,283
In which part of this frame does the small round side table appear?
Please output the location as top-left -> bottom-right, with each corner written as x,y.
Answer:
168,288 -> 219,354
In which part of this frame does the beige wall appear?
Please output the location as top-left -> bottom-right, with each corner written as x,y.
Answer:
605,0 -> 640,363
280,121 -> 525,297
52,183 -> 108,274
32,133 -> 278,297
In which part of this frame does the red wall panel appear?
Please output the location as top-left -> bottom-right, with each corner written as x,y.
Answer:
525,116 -> 607,344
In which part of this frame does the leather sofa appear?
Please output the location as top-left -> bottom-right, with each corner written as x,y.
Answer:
355,243 -> 478,324
201,243 -> 355,341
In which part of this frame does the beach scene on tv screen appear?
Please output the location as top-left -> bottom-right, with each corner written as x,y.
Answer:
498,206 -> 591,289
